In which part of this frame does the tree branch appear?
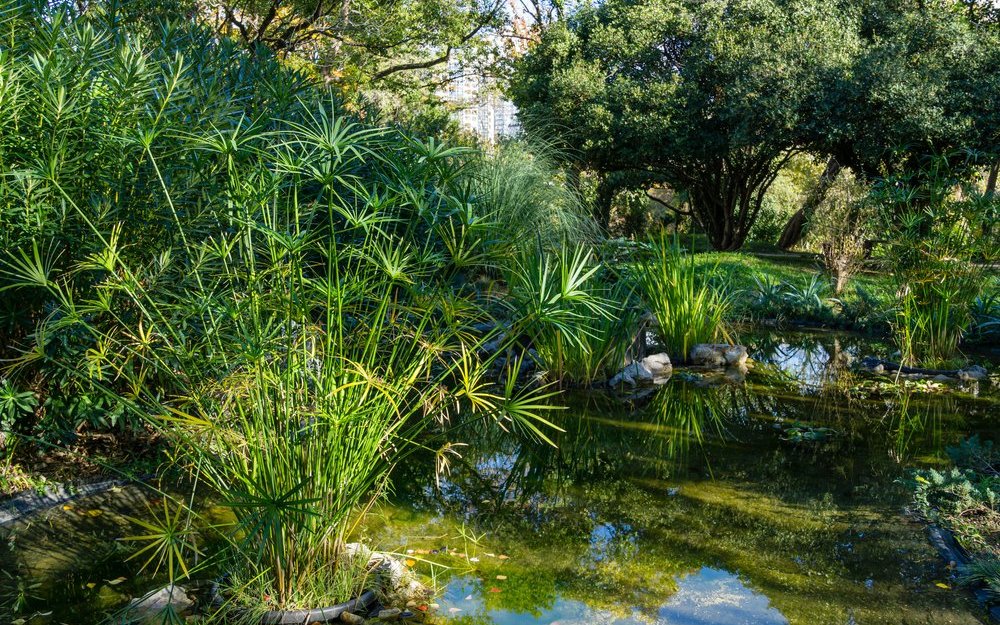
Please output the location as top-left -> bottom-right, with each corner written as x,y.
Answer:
646,190 -> 692,216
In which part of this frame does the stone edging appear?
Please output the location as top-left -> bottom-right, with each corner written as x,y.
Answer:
926,524 -> 1000,622
0,478 -> 131,527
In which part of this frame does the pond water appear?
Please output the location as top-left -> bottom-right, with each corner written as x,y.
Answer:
2,330 -> 998,624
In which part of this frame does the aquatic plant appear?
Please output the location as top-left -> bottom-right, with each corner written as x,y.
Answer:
634,234 -> 731,360
4,88 -> 560,614
871,153 -> 995,365
468,140 -> 597,258
505,245 -> 638,386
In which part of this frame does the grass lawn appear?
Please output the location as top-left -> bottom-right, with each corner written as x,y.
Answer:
693,249 -> 895,297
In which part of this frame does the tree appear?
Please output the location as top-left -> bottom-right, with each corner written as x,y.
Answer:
510,0 -> 858,249
778,0 -> 995,248
202,0 -> 506,85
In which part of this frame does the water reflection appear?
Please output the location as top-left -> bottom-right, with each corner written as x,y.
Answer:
1,332 -> 995,624
658,567 -> 789,625
434,567 -> 790,625
380,332 -> 995,625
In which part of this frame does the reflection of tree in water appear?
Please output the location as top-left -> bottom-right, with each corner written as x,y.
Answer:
382,376 -> 988,624
746,330 -> 887,390
401,382 -> 735,520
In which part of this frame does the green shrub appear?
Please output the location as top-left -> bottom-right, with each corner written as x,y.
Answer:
0,2 -> 566,610
871,154 -> 995,365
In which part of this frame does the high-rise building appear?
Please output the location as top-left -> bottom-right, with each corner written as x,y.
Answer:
440,47 -> 520,142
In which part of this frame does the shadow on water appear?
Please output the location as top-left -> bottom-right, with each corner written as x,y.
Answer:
1,330 -> 997,624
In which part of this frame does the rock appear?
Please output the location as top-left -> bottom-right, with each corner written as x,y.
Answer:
690,344 -> 726,367
608,361 -> 654,387
341,611 -> 365,624
872,364 -> 885,373
690,344 -> 747,368
958,365 -> 988,382
127,585 -> 194,623
641,353 -> 672,378
478,333 -> 507,356
378,608 -> 402,621
724,364 -> 748,384
723,345 -> 748,367
343,543 -> 431,607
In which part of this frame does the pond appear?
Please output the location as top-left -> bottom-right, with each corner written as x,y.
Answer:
2,330 -> 998,625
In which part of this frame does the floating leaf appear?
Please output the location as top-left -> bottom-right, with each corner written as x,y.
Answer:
496,575 -> 507,580
405,559 -> 416,567
488,587 -> 502,593
935,582 -> 950,589
107,577 -> 127,586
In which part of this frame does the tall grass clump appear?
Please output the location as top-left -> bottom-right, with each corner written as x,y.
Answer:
469,140 -> 598,257
0,0 -> 311,440
635,234 -> 731,360
1,2 -> 562,613
504,245 -> 638,386
7,106 -> 559,613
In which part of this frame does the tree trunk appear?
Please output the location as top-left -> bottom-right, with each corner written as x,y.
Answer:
595,178 -> 616,235
776,157 -> 841,250
986,161 -> 999,197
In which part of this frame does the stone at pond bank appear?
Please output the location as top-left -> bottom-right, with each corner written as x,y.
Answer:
689,344 -> 748,368
860,357 -> 991,383
958,365 -> 989,382
126,584 -> 195,623
343,543 -> 431,608
341,611 -> 366,625
608,353 -> 672,387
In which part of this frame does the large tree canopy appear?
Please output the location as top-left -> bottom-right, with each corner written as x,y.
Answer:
510,0 -> 858,249
511,0 -> 1000,249
203,0 -> 505,84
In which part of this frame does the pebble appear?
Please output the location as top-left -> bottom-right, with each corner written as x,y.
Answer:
340,613 -> 365,625
378,608 -> 402,621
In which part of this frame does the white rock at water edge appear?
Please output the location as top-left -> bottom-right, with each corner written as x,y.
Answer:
126,585 -> 195,623
608,352 -> 672,387
689,344 -> 747,368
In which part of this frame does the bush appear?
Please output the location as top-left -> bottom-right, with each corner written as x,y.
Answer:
872,154 -> 996,365
505,245 -> 639,385
806,171 -> 873,295
0,1 -> 565,611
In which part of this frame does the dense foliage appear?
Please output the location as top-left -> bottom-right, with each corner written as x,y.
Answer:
511,0 -> 1000,250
